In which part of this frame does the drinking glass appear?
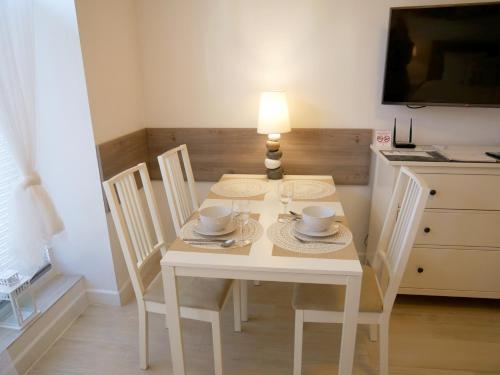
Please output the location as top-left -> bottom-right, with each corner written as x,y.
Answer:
232,200 -> 251,247
278,181 -> 294,223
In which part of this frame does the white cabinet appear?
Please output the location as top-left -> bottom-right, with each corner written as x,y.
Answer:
368,146 -> 500,299
420,173 -> 500,210
401,247 -> 500,296
415,210 -> 500,248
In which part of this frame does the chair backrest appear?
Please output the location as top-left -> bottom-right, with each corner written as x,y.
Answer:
372,167 -> 430,313
103,163 -> 166,302
157,144 -> 199,235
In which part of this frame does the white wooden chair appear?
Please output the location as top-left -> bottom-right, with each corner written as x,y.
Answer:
103,163 -> 241,374
157,144 -> 249,322
292,167 -> 430,375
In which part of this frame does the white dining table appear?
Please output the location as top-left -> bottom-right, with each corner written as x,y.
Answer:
161,174 -> 363,375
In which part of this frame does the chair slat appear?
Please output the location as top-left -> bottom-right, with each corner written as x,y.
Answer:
127,174 -> 155,257
372,167 -> 430,312
157,145 -> 199,236
176,158 -> 194,220
160,158 -> 182,234
180,146 -> 199,210
388,181 -> 418,269
116,180 -> 145,263
385,183 -> 412,268
139,166 -> 166,255
167,158 -> 183,218
123,175 -> 149,261
172,157 -> 190,222
386,180 -> 413,262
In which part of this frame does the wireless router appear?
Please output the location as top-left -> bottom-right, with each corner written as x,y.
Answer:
392,118 -> 416,149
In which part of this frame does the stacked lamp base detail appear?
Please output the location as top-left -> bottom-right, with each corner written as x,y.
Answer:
265,136 -> 284,179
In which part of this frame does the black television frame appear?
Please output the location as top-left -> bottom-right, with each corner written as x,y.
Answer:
381,2 -> 500,108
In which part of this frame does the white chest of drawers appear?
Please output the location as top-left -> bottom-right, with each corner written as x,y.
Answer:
368,146 -> 500,299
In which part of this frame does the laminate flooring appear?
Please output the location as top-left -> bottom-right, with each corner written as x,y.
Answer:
28,282 -> 500,375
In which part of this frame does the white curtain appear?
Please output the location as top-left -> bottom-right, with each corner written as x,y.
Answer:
0,0 -> 63,276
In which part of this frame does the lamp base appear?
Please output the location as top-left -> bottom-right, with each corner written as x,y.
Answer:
265,134 -> 284,179
267,167 -> 283,180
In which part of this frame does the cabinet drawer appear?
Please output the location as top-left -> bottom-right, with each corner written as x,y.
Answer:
415,210 -> 500,248
421,174 -> 500,210
401,247 -> 500,292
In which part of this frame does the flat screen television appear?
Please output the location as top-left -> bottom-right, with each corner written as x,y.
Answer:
382,2 -> 500,107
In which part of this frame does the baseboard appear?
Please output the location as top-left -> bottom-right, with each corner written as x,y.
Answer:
86,287 -> 121,306
399,287 -> 500,299
86,278 -> 133,306
4,275 -> 88,375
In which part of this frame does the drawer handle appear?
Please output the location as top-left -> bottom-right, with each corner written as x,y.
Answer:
424,227 -> 431,233
429,189 -> 437,196
417,267 -> 424,274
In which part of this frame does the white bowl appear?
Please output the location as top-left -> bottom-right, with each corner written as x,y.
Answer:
302,206 -> 335,232
199,206 -> 232,232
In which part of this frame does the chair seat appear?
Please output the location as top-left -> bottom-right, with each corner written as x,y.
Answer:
144,274 -> 232,311
292,265 -> 383,313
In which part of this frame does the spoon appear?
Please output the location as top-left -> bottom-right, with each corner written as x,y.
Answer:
217,239 -> 236,248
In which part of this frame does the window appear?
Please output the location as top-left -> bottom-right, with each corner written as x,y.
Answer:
0,134 -> 18,274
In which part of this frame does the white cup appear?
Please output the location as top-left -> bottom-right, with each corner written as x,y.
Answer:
199,206 -> 232,231
302,206 -> 335,232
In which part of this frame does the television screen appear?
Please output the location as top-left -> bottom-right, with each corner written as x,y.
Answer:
382,3 -> 500,107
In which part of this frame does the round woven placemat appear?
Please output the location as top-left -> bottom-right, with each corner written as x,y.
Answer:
284,180 -> 336,200
267,221 -> 352,254
181,218 -> 263,249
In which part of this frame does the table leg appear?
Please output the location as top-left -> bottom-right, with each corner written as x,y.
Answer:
163,265 -> 185,375
241,280 -> 248,322
338,274 -> 361,375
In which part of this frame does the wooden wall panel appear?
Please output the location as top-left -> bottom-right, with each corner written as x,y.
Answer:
97,127 -> 372,185
146,128 -> 372,185
280,128 -> 372,185
97,129 -> 148,181
147,128 -> 266,181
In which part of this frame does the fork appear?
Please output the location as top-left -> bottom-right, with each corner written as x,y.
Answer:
293,234 -> 346,245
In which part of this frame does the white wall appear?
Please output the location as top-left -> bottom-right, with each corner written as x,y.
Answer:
136,0 -> 500,146
74,0 -> 150,300
75,0 -> 145,144
34,0 -> 121,304
137,0 -> 500,144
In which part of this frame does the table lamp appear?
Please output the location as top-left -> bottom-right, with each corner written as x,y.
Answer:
257,92 -> 291,179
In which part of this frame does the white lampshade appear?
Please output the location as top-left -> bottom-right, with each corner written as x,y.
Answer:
257,92 -> 291,135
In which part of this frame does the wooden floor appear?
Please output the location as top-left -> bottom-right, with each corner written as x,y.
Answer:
28,282 -> 500,375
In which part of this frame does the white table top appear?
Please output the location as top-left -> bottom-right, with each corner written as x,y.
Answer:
162,175 -> 362,277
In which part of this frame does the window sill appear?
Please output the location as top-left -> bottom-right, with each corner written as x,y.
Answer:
0,273 -> 84,351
